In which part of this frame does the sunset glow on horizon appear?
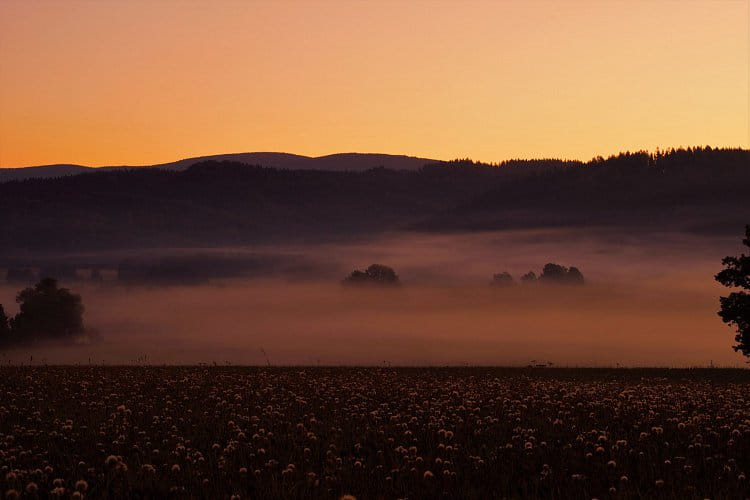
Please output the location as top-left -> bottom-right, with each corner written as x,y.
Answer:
1,0 -> 748,167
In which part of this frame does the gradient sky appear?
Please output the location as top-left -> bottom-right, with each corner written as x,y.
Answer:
1,1 -> 748,167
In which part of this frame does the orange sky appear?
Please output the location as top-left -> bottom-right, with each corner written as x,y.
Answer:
0,1 -> 747,167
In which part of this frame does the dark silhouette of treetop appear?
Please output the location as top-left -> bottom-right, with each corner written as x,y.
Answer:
715,225 -> 750,357
491,266 -> 584,287
520,271 -> 537,284
10,278 -> 85,343
539,263 -> 585,285
539,263 -> 567,282
343,264 -> 400,285
566,267 -> 585,285
491,272 -> 515,286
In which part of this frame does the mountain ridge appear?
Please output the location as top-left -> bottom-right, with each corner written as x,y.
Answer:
0,152 -> 441,182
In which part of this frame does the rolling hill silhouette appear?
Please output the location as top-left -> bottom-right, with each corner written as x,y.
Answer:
0,152 -> 440,182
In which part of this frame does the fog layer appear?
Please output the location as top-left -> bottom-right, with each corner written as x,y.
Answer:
0,229 -> 745,366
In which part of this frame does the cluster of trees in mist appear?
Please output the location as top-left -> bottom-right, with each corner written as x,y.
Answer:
0,147 -> 747,251
340,262 -> 584,287
492,263 -> 584,286
0,278 -> 86,347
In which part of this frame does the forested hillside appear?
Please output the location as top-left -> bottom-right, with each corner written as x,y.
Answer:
0,147 -> 747,252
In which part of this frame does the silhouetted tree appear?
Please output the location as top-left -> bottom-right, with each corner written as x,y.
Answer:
10,278 -> 85,343
567,266 -> 585,284
715,225 -> 750,357
0,304 -> 10,340
520,271 -> 537,283
345,270 -> 369,283
344,264 -> 400,285
366,264 -> 399,283
491,272 -> 515,286
539,263 -> 568,282
539,263 -> 585,285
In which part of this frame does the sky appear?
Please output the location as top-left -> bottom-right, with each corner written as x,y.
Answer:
0,0 -> 748,167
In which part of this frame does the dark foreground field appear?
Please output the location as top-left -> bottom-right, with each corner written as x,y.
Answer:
1,367 -> 749,499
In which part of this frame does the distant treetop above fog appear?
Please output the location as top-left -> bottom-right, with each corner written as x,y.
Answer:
540,264 -> 585,285
520,271 -> 537,283
492,264 -> 585,286
491,272 -> 515,286
343,264 -> 400,286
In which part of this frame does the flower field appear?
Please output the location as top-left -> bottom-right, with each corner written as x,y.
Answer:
0,367 -> 748,499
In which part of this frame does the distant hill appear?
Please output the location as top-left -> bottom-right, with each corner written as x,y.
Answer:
0,164 -> 95,182
0,152 -> 440,182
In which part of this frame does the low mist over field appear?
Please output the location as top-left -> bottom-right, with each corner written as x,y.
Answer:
0,228 -> 744,366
